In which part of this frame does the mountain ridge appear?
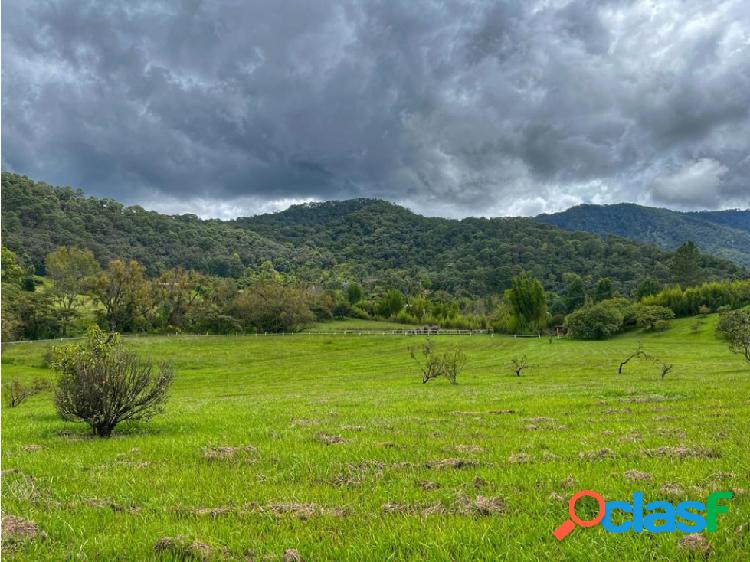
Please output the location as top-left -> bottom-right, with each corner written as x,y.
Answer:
536,203 -> 750,267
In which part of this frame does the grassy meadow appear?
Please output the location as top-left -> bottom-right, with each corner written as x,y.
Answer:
2,315 -> 749,560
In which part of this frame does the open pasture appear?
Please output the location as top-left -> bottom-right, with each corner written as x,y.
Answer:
2,316 -> 749,560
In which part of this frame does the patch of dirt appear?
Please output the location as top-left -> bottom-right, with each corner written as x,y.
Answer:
263,503 -> 347,519
154,535 -> 221,561
604,407 -> 632,414
202,445 -> 256,461
340,425 -> 366,431
549,491 -> 565,502
21,444 -> 43,453
655,428 -> 687,439
472,476 -> 487,489
561,475 -> 576,489
425,458 -> 478,470
420,481 -> 441,491
624,469 -> 652,482
317,433 -> 345,445
541,452 -> 560,462
523,416 -> 556,424
465,495 -> 508,516
642,446 -> 719,459
455,445 -> 484,454
284,549 -> 303,562
2,515 -> 45,551
660,483 -> 685,497
578,448 -> 617,461
83,497 -> 140,513
508,453 -> 533,464
488,409 -> 516,415
291,419 -> 319,427
619,431 -> 642,443
678,533 -> 710,556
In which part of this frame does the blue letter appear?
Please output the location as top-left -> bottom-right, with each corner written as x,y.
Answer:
644,501 -> 677,533
602,501 -> 633,533
632,492 -> 644,532
676,501 -> 706,533
706,491 -> 732,532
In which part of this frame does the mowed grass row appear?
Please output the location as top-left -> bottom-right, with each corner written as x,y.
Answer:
2,315 -> 749,561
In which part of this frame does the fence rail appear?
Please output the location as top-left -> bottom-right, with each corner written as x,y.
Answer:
1,329 -> 557,345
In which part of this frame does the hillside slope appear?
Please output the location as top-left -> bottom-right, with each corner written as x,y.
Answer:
537,203 -> 750,267
2,172 -> 745,296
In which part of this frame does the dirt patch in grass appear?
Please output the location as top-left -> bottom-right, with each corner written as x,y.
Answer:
455,444 -> 484,454
578,448 -> 617,461
678,533 -> 710,556
263,503 -> 347,519
154,535 -> 222,561
624,469 -> 652,482
291,418 -> 320,428
457,495 -> 508,516
284,549 -> 303,562
603,407 -> 632,415
508,453 -> 533,464
419,480 -> 441,491
331,461 -> 385,487
2,515 -> 45,551
21,444 -> 44,453
642,446 -> 719,459
425,458 -> 479,470
317,433 -> 345,445
660,483 -> 686,497
82,497 -> 140,513
202,445 -> 256,461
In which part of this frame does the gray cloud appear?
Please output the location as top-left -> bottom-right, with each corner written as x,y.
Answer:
3,0 -> 750,218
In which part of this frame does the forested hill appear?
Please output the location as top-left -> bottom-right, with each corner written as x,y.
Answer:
2,172 -> 745,296
536,203 -> 750,267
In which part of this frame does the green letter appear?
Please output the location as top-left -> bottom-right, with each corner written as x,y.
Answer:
706,491 -> 732,532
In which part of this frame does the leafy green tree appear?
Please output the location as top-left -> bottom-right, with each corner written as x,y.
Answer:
565,303 -> 624,340
376,289 -> 405,318
153,268 -> 203,330
2,246 -> 25,283
92,260 -> 150,332
229,282 -> 314,332
635,277 -> 663,299
562,273 -> 586,313
633,305 -> 675,332
671,241 -> 705,287
594,278 -> 613,302
717,309 -> 750,363
45,247 -> 100,334
505,274 -> 547,333
347,282 -> 364,305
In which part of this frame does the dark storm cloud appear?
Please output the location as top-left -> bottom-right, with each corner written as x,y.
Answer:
3,0 -> 750,218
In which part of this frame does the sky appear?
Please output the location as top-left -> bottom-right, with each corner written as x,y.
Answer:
3,0 -> 750,219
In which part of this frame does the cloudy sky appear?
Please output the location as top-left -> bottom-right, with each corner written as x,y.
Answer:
3,0 -> 750,218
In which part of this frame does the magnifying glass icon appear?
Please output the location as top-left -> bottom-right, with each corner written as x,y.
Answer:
553,489 -> 606,541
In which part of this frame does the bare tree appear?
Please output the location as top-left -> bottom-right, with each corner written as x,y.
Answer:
4,379 -> 50,408
510,356 -> 530,377
658,363 -> 674,379
618,343 -> 651,374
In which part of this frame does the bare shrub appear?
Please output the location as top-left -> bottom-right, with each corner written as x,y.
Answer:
510,355 -> 529,377
50,326 -> 174,437
3,378 -> 50,408
409,338 -> 466,384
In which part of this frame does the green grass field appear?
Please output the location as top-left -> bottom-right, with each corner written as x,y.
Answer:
2,316 -> 749,560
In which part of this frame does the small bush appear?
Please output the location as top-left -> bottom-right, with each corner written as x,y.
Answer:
50,326 -> 174,437
410,339 -> 466,384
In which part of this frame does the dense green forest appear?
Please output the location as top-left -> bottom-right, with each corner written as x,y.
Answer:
537,203 -> 750,267
3,173 -> 745,298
